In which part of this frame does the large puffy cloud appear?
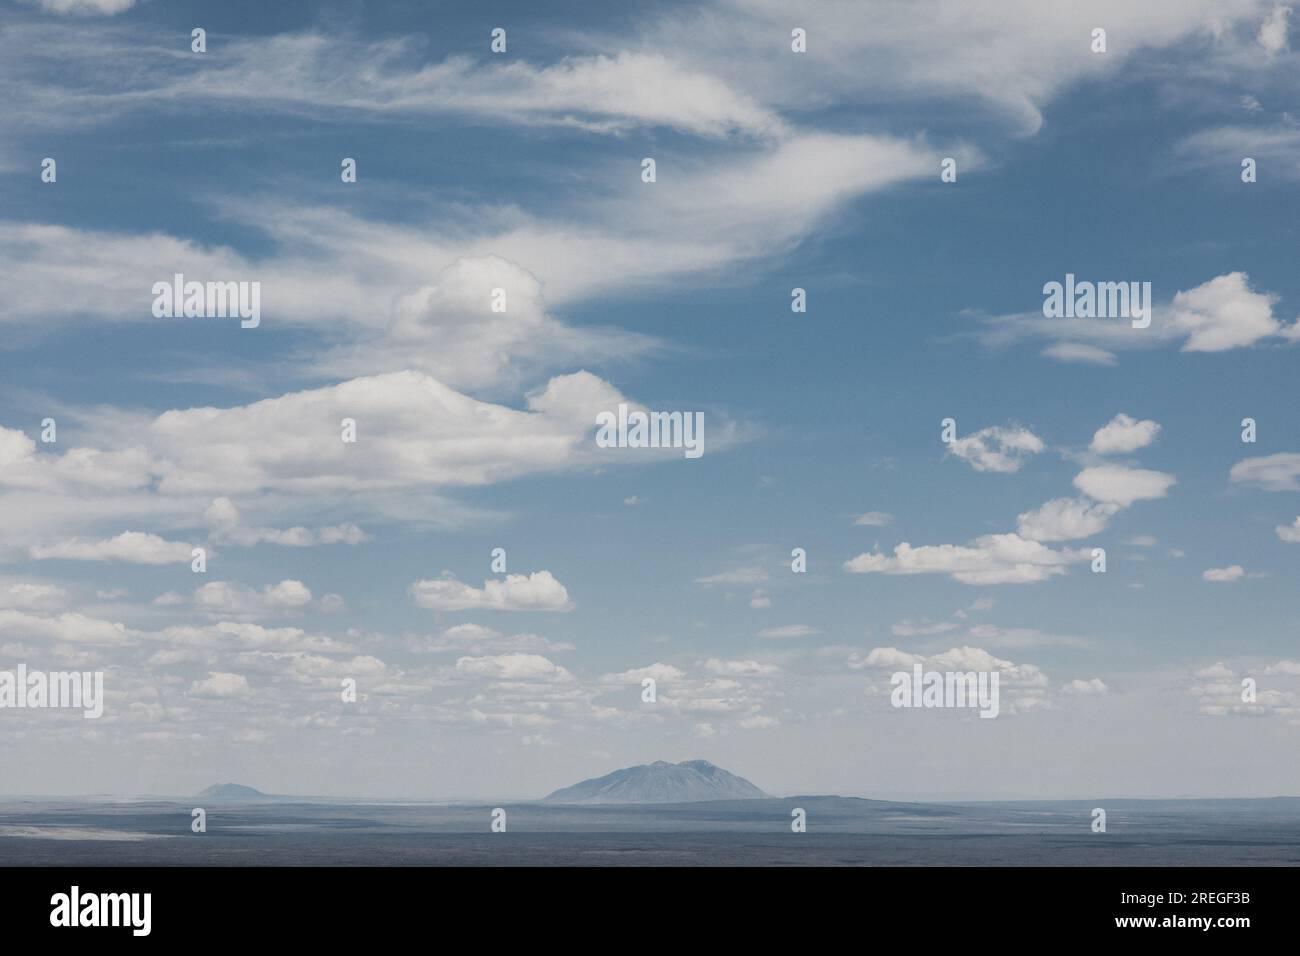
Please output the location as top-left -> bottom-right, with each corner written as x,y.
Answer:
1166,272 -> 1298,352
0,366 -> 742,563
410,571 -> 573,612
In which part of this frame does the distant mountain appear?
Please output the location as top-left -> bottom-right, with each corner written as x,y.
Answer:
544,760 -> 769,805
196,783 -> 274,802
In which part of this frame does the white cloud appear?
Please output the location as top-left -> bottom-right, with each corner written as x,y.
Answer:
1203,565 -> 1246,582
946,426 -> 1044,474
0,608 -> 135,646
1179,126 -> 1300,182
1258,3 -> 1291,52
455,653 -> 574,682
702,659 -> 780,676
845,533 -> 1087,585
756,624 -> 818,639
1041,342 -> 1118,365
853,511 -> 893,526
1090,413 -> 1161,454
205,497 -> 365,548
186,580 -> 323,618
1073,465 -> 1176,507
0,582 -> 68,611
29,531 -> 194,565
891,619 -> 958,637
410,571 -> 573,612
853,644 -> 1052,713
1061,678 -> 1108,696
1231,453 -> 1300,491
1016,497 -> 1118,542
1275,517 -> 1300,542
966,624 -> 1091,649
982,272 -> 1299,355
189,672 -> 252,699
695,567 -> 767,586
1166,272 -> 1296,352
600,663 -> 686,684
27,0 -> 136,15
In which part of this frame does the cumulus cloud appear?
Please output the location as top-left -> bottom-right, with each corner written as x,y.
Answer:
1275,517 -> 1300,542
1016,497 -> 1118,542
1231,453 -> 1300,491
410,571 -> 573,612
189,672 -> 252,699
600,663 -> 686,684
981,272 -> 1299,355
845,533 -> 1087,585
455,653 -> 574,682
1090,413 -> 1161,454
1165,272 -> 1297,352
1202,565 -> 1246,582
29,531 -> 194,564
205,497 -> 365,548
852,645 -> 1052,713
945,425 -> 1044,473
181,579 -> 340,619
0,581 -> 68,611
1073,465 -> 1176,507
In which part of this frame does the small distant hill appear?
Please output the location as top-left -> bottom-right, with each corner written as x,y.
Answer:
196,783 -> 275,802
544,760 -> 769,805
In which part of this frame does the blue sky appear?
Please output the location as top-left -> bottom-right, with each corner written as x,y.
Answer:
1,0 -> 1298,800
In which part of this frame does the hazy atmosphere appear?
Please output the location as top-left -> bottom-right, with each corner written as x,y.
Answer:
1,0 -> 1298,803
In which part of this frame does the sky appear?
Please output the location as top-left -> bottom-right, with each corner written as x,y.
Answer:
0,0 -> 1298,801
